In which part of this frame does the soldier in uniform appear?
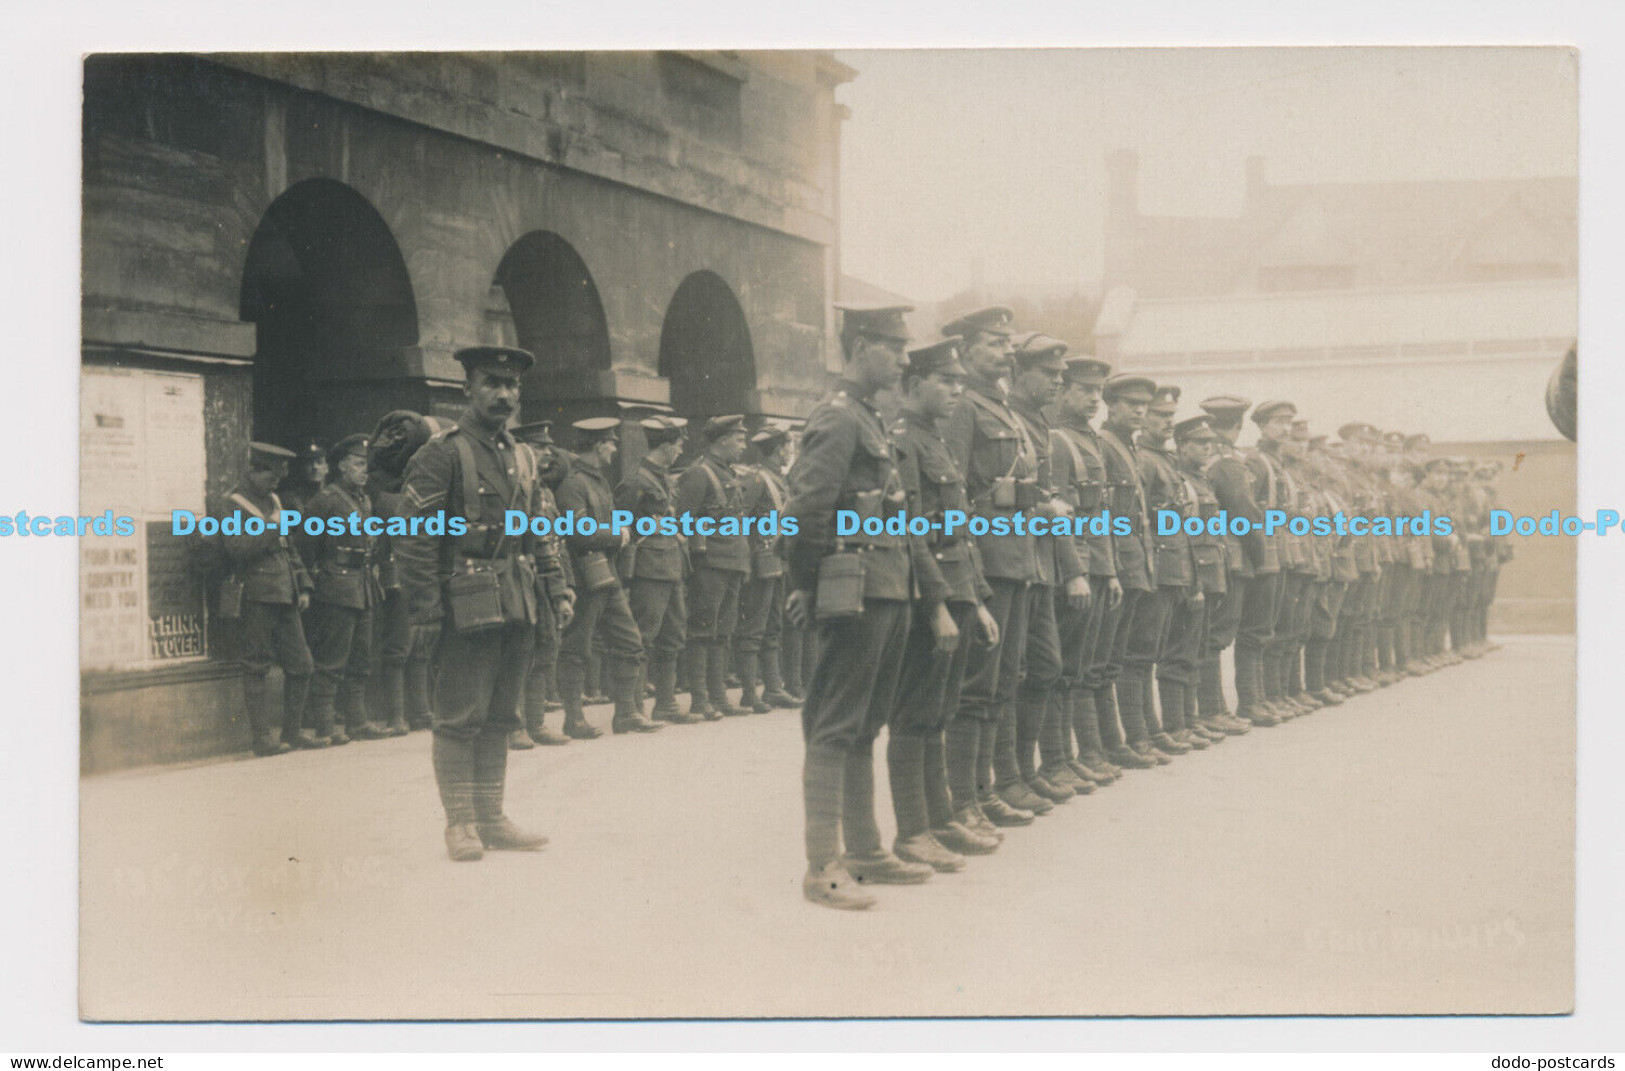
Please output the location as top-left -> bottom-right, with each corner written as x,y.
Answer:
1302,434 -> 1355,705
677,415 -> 752,718
736,425 -> 799,713
1277,422 -> 1326,713
887,336 -> 1002,867
1094,373 -> 1167,764
1127,384 -> 1203,753
1233,400 -> 1294,726
1196,396 -> 1262,735
778,421 -> 812,706
1007,333 -> 1094,805
1048,355 -> 1130,780
280,439 -> 329,513
785,302 -> 933,909
615,415 -> 696,725
511,420 -> 576,748
939,305 -> 1045,829
369,411 -> 441,734
1161,415 -> 1230,744
1474,460 -> 1509,654
395,346 -> 549,861
1331,424 -> 1382,696
556,417 -> 659,737
224,441 -> 315,756
293,433 -> 389,746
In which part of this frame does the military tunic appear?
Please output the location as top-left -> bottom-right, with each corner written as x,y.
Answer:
396,415 -> 541,740
786,379 -> 913,750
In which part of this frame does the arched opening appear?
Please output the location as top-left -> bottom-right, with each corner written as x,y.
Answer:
658,270 -> 756,420
486,231 -> 612,422
240,179 -> 419,450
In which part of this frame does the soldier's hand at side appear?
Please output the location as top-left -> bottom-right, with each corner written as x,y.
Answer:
554,596 -> 574,630
1187,589 -> 1205,608
297,592 -> 310,611
785,589 -> 814,630
1106,577 -> 1124,611
1065,575 -> 1091,611
974,604 -> 1000,648
930,602 -> 960,655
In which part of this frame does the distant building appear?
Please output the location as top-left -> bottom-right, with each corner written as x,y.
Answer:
1096,151 -> 1576,633
80,52 -> 854,769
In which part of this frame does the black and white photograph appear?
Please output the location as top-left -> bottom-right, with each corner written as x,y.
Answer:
69,44 -> 1582,1023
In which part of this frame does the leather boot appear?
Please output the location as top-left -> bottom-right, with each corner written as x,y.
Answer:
244,676 -> 291,756
934,816 -> 999,856
994,708 -> 1051,814
1068,691 -> 1119,783
737,653 -> 772,713
707,643 -> 744,716
433,733 -> 482,861
612,659 -> 664,733
559,685 -> 603,741
650,658 -> 701,724
473,729 -> 547,850
922,731 -> 956,831
508,728 -> 535,750
843,742 -> 933,884
1234,645 -> 1278,726
888,735 -> 965,873
760,649 -> 798,708
802,744 -> 874,910
683,644 -> 716,719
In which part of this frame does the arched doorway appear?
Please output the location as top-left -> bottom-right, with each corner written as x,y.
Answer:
239,179 -> 418,451
486,231 -> 612,424
658,271 -> 756,420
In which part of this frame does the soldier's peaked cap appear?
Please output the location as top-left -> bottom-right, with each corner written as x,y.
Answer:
1014,333 -> 1069,371
1251,400 -> 1297,424
835,302 -> 913,343
249,441 -> 296,463
454,345 -> 535,376
702,415 -> 747,441
1173,415 -> 1219,443
940,305 -> 1016,340
327,434 -> 369,464
638,415 -> 688,432
905,337 -> 966,379
571,416 -> 621,443
513,420 -> 555,445
1102,373 -> 1156,403
1149,385 -> 1182,412
751,425 -> 789,449
1338,422 -> 1378,442
1200,395 -> 1252,420
1062,356 -> 1112,384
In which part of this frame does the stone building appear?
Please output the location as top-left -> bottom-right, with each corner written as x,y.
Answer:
1094,151 -> 1577,634
80,51 -> 854,770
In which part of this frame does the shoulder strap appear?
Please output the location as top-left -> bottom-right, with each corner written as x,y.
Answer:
700,457 -> 727,504
1052,427 -> 1091,488
230,492 -> 268,522
451,432 -> 480,525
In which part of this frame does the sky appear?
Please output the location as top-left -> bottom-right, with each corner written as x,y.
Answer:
835,47 -> 1578,303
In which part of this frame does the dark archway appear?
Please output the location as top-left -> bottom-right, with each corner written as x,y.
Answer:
488,231 -> 612,421
240,179 -> 419,451
658,271 -> 756,420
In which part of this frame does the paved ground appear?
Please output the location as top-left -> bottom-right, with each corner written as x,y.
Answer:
80,636 -> 1574,1020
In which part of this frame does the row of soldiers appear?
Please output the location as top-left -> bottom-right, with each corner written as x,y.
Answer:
783,303 -> 1512,910
221,381 -> 818,763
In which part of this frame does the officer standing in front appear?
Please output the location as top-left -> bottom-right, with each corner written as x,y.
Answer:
395,346 -> 549,862
785,302 -> 933,910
